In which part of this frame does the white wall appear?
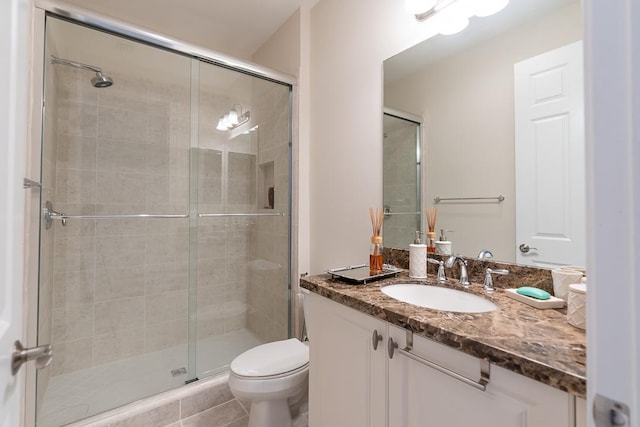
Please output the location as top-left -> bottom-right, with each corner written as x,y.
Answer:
308,0 -> 439,273
253,9 -> 301,77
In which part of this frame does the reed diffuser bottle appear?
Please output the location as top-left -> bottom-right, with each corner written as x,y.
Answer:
426,207 -> 438,254
369,207 -> 384,271
370,236 -> 383,271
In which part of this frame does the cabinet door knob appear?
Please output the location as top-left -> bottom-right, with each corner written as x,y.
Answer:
388,337 -> 398,359
372,329 -> 383,350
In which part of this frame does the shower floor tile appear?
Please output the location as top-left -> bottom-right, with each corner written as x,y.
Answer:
38,328 -> 263,427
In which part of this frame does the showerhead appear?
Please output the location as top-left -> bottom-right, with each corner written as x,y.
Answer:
50,55 -> 114,88
91,72 -> 113,88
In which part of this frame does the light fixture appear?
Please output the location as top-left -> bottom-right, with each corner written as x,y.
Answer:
473,0 -> 510,17
216,104 -> 250,132
431,0 -> 470,35
404,0 -> 437,15
407,0 -> 510,34
437,14 -> 469,35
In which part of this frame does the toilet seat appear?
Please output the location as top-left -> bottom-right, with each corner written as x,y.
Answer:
230,338 -> 309,379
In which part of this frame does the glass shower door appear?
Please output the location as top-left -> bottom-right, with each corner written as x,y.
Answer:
37,16 -> 192,426
36,12 -> 293,427
194,61 -> 292,378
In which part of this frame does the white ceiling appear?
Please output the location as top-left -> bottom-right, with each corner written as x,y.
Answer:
61,0 -> 317,59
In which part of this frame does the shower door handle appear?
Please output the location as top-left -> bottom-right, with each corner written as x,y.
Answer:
11,340 -> 53,375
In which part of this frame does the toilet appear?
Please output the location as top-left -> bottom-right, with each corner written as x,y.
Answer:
228,291 -> 310,427
229,338 -> 309,427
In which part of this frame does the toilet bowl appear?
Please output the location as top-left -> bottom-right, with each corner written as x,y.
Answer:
228,338 -> 309,427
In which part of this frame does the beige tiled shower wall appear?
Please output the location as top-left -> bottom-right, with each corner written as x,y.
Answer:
247,80 -> 291,343
383,122 -> 419,249
50,67 -> 192,375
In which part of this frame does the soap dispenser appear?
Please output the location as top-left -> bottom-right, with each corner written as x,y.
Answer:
435,229 -> 452,256
409,231 -> 427,279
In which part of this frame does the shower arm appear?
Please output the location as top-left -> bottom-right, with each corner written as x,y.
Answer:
50,55 -> 102,74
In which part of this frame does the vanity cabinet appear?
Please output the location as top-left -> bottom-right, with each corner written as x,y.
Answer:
388,324 -> 573,427
307,292 -> 387,427
307,292 -> 586,427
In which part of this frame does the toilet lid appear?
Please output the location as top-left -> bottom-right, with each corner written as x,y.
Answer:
231,338 -> 309,377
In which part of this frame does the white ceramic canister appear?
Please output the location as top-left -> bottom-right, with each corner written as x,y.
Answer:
567,283 -> 586,330
409,243 -> 427,278
551,268 -> 583,301
434,241 -> 452,256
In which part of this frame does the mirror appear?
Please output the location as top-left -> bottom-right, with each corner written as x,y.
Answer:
383,0 -> 583,265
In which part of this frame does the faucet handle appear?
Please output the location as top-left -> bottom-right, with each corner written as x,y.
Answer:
427,258 -> 447,282
483,268 -> 509,292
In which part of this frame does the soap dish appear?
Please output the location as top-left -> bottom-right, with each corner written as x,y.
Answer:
504,288 -> 565,309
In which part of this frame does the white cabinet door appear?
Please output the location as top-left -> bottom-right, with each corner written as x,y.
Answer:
387,325 -> 571,427
307,293 -> 387,427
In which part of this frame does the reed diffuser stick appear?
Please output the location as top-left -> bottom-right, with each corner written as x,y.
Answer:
425,207 -> 438,254
426,207 -> 438,232
369,207 -> 384,270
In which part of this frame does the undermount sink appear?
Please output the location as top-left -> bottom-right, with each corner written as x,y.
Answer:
381,284 -> 497,313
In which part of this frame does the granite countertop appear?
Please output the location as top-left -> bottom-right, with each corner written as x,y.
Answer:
300,270 -> 586,397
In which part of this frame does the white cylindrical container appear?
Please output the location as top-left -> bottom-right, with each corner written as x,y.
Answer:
551,268 -> 583,301
434,241 -> 452,255
567,283 -> 586,330
409,243 -> 427,278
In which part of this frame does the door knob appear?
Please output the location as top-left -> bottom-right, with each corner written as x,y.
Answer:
519,243 -> 538,253
11,340 -> 53,375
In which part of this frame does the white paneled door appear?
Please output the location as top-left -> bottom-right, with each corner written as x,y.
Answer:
514,41 -> 585,268
0,0 -> 29,425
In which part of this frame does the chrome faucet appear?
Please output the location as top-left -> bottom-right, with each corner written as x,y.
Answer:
445,255 -> 470,287
427,257 -> 447,282
483,268 -> 509,292
477,249 -> 493,260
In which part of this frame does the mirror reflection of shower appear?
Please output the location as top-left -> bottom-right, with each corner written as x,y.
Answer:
50,55 -> 114,88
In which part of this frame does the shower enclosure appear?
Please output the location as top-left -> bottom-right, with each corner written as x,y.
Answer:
382,110 -> 422,248
35,13 -> 293,427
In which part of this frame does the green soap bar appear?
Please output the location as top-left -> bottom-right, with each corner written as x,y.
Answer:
516,286 -> 551,300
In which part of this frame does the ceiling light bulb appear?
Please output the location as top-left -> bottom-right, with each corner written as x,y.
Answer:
216,116 -> 227,131
228,110 -> 239,126
474,0 -> 510,17
405,0 -> 437,15
438,14 -> 469,35
223,113 -> 233,129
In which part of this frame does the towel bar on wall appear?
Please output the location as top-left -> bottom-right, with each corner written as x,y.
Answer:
434,195 -> 505,203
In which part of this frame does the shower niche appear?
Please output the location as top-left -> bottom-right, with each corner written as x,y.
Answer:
260,161 -> 275,209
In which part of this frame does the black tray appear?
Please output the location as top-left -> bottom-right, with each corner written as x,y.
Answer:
327,264 -> 400,284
